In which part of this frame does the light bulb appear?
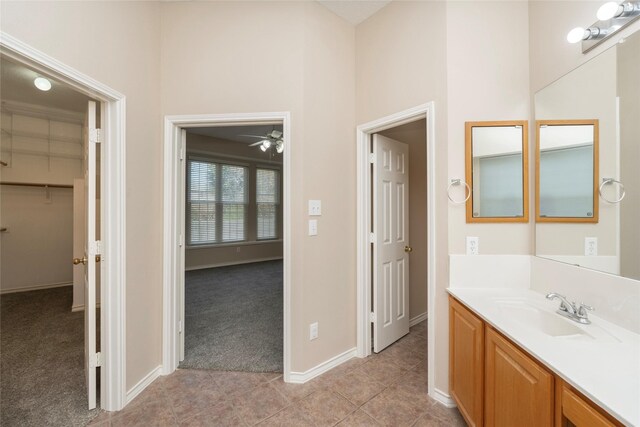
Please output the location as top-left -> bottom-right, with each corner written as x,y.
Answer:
34,77 -> 52,91
261,140 -> 271,149
260,144 -> 268,152
567,27 -> 586,43
597,2 -> 621,20
276,142 -> 284,154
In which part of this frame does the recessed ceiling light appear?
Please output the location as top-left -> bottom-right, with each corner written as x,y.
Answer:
34,77 -> 52,91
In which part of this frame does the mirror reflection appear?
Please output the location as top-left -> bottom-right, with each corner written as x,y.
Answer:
465,121 -> 528,223
537,120 -> 598,221
535,29 -> 639,281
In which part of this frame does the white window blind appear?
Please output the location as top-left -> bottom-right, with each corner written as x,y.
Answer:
188,160 -> 247,245
256,168 -> 280,240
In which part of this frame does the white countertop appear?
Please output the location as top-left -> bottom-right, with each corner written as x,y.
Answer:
447,287 -> 640,427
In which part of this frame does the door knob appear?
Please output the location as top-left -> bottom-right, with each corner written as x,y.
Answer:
73,256 -> 88,265
95,255 -> 101,263
404,246 -> 413,253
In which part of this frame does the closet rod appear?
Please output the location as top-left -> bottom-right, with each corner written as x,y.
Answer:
0,181 -> 73,189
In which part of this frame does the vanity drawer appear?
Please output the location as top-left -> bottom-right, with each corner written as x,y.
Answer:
558,381 -> 623,427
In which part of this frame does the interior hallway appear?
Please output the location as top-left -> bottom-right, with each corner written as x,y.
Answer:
87,321 -> 464,426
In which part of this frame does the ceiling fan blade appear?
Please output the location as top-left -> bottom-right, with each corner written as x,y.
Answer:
248,141 -> 264,146
238,134 -> 266,139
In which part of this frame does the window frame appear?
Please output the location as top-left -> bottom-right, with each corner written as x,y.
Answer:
186,155 -> 250,246
255,166 -> 282,241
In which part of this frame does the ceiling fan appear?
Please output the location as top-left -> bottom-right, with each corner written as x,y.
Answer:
239,130 -> 284,153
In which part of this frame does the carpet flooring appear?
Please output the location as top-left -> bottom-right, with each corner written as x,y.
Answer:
0,286 -> 99,427
179,260 -> 283,373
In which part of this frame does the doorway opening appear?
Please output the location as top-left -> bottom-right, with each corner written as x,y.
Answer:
163,113 -> 292,381
0,33 -> 126,420
356,103 -> 437,397
181,125 -> 284,372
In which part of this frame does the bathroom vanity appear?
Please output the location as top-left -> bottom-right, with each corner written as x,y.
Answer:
447,289 -> 638,427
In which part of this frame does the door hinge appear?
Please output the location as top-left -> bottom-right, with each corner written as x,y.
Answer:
94,240 -> 102,255
369,153 -> 375,164
90,352 -> 102,368
178,320 -> 183,333
179,234 -> 184,247
369,232 -> 375,243
370,312 -> 376,323
89,128 -> 102,144
179,147 -> 184,161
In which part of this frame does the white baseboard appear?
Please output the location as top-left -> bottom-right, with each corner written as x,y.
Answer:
185,256 -> 283,271
126,365 -> 163,406
410,312 -> 428,327
288,347 -> 358,384
0,282 -> 72,295
432,387 -> 457,408
71,302 -> 102,312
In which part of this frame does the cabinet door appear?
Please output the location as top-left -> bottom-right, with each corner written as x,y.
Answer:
449,296 -> 484,427
485,326 -> 553,427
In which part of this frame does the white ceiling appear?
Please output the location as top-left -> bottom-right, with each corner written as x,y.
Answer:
187,124 -> 284,144
1,56 -> 94,113
317,0 -> 392,25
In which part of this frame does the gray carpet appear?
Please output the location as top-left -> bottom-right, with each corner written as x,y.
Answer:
0,286 -> 99,427
180,260 -> 283,373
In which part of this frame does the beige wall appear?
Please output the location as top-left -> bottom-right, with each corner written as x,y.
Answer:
185,133 -> 283,270
160,1 -> 357,373
618,33 -> 640,281
379,119 -> 427,319
1,0 -> 163,389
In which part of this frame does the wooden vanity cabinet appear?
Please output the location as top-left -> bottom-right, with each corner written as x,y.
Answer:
449,296 -> 484,426
485,326 -> 554,427
449,296 -> 622,427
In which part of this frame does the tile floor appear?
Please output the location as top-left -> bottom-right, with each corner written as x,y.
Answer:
88,321 -> 465,426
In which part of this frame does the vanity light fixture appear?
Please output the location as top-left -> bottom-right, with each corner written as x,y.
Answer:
33,77 -> 51,91
568,1 -> 640,52
597,1 -> 640,21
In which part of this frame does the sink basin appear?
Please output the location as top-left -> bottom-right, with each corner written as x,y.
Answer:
499,305 -> 588,337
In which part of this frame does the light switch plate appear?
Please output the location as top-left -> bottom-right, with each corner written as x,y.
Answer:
308,219 -> 318,236
309,322 -> 318,340
308,200 -> 322,216
585,237 -> 597,256
466,236 -> 479,255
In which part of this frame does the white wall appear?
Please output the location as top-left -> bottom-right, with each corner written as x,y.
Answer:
0,110 -> 83,293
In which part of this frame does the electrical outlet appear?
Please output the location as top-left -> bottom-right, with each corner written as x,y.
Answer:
309,322 -> 318,340
466,237 -> 479,255
308,219 -> 318,236
308,200 -> 322,216
585,237 -> 598,256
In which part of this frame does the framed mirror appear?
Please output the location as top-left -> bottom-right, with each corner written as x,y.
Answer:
536,119 -> 599,223
465,121 -> 529,223
534,29 -> 639,281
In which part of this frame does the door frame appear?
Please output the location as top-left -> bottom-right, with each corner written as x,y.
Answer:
356,102 -> 437,394
0,32 -> 128,411
162,112 -> 292,382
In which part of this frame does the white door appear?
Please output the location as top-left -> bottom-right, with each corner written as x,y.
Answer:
83,101 -> 99,409
72,179 -> 85,311
372,134 -> 410,353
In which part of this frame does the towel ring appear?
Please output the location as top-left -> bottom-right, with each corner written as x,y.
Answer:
447,179 -> 471,204
599,178 -> 626,204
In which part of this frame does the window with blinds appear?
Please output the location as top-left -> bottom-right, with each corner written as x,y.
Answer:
188,160 -> 248,245
256,168 -> 280,240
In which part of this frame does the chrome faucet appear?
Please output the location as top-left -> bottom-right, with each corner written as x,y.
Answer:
546,293 -> 594,324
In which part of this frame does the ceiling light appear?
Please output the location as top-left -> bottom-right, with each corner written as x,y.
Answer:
260,144 -> 268,152
597,2 -> 622,20
276,141 -> 284,154
34,77 -> 51,91
261,140 -> 271,149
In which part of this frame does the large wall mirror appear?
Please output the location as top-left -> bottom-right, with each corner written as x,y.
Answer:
536,119 -> 599,222
535,29 -> 639,281
465,121 -> 529,223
